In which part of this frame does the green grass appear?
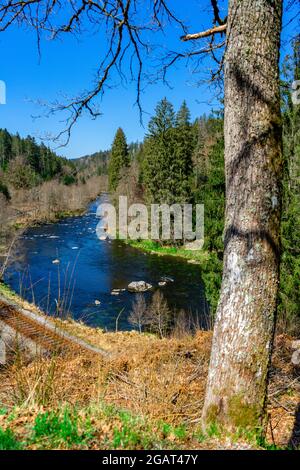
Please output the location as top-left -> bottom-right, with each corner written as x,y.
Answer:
159,422 -> 187,440
0,404 -> 291,450
109,409 -> 187,449
31,404 -> 189,450
124,238 -> 209,263
112,411 -> 143,449
0,427 -> 24,450
0,403 -> 190,450
31,408 -> 94,449
193,422 -> 287,450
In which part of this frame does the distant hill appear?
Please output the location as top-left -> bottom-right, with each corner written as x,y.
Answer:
72,142 -> 142,178
72,150 -> 110,177
0,128 -> 77,191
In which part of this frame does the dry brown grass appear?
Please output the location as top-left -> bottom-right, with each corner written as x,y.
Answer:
0,323 -> 298,449
265,334 -> 300,448
0,330 -> 212,423
0,288 -> 298,449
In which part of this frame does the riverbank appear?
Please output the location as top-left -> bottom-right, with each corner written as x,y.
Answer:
0,177 -> 107,277
124,239 -> 209,263
13,208 -> 87,229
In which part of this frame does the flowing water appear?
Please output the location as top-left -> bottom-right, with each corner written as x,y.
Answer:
5,195 -> 208,330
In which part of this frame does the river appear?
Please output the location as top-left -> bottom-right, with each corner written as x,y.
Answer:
4,195 -> 208,331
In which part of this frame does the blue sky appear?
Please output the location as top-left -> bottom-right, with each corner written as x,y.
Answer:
0,0 -> 298,159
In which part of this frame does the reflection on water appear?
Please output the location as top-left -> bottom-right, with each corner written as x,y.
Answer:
5,195 -> 208,330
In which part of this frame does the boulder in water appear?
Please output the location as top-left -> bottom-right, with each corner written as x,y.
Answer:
127,281 -> 152,293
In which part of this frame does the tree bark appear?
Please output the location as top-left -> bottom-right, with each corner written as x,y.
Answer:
202,0 -> 283,432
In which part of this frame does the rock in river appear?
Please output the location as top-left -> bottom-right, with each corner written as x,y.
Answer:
127,281 -> 152,293
111,288 -> 126,295
160,276 -> 174,284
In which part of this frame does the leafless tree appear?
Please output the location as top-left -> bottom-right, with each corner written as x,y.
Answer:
128,293 -> 148,333
148,290 -> 171,338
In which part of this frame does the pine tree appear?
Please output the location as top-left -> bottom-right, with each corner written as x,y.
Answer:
24,135 -> 41,173
173,101 -> 195,200
108,127 -> 129,191
143,99 -> 195,205
193,117 -> 225,254
148,98 -> 175,137
176,100 -> 191,128
0,127 -> 73,186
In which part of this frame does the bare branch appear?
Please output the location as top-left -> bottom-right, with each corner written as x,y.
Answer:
181,24 -> 227,42
161,41 -> 225,82
0,1 -> 227,143
211,0 -> 226,25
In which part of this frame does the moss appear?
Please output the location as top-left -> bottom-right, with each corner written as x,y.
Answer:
204,404 -> 220,425
227,395 -> 261,429
204,395 -> 262,433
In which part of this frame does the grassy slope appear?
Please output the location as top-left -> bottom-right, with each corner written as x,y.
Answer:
0,282 -> 298,450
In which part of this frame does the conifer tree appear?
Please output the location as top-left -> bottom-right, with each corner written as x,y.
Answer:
174,101 -> 195,199
0,129 -> 12,169
148,98 -> 175,138
24,136 -> 41,173
0,127 -> 75,186
176,100 -> 191,128
108,127 -> 129,191
143,99 -> 195,205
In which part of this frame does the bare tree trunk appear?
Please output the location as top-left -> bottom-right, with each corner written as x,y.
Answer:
202,0 -> 283,432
